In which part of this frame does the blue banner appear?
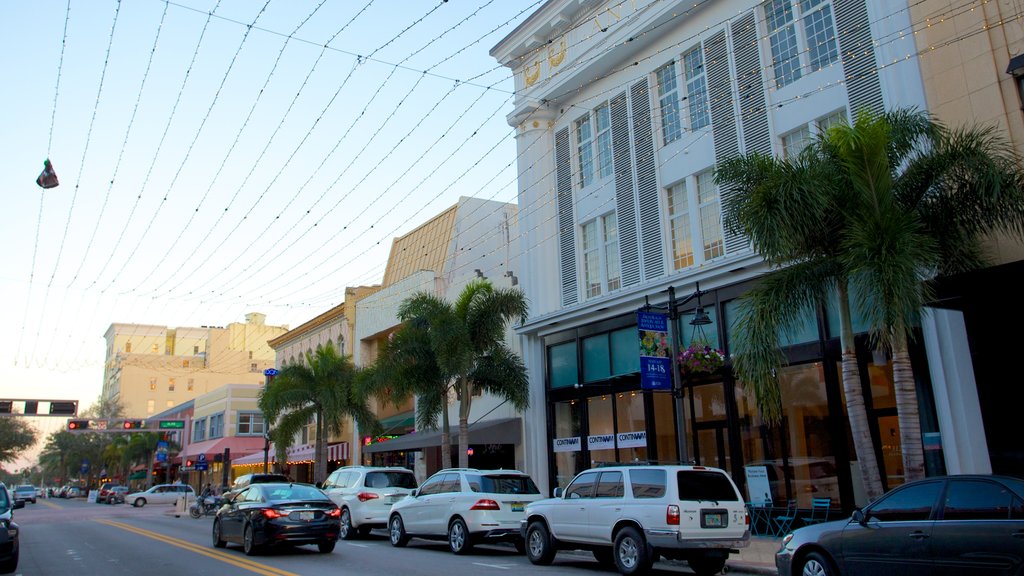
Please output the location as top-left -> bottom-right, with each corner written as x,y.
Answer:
637,310 -> 673,391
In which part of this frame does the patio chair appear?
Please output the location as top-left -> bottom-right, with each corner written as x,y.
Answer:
801,497 -> 831,525
771,500 -> 799,536
745,498 -> 773,535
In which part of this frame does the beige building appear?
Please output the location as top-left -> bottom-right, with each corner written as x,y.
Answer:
181,384 -> 268,486
102,313 -> 288,418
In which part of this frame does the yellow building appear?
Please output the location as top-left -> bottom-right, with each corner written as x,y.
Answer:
102,313 -> 288,418
179,384 -> 267,488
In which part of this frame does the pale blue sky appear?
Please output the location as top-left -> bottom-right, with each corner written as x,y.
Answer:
0,0 -> 539,464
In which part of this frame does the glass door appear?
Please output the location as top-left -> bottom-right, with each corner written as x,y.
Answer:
685,382 -> 731,470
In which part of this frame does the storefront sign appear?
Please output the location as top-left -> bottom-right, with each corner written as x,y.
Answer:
588,434 -> 615,450
553,436 -> 581,453
637,310 -> 673,391
616,431 -> 647,448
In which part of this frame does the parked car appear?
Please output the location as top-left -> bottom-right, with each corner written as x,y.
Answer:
522,464 -> 750,576
0,483 -> 23,574
65,486 -> 82,498
212,482 -> 340,555
127,484 -> 195,507
226,473 -> 288,498
12,486 -> 35,505
107,486 -> 130,505
776,474 -> 1024,576
96,483 -> 124,504
388,468 -> 543,554
322,466 -> 418,539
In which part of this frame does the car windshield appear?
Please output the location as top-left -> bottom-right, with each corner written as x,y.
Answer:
365,471 -> 417,489
466,474 -> 540,494
262,484 -> 328,502
677,471 -> 740,502
1003,477 -> 1024,497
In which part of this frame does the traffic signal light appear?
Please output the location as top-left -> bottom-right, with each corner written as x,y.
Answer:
49,401 -> 78,415
122,420 -> 144,430
67,419 -> 89,430
185,459 -> 194,467
0,400 -> 11,414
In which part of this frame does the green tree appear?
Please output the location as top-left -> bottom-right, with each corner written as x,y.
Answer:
259,345 -> 377,483
0,417 -> 38,464
388,279 -> 530,468
717,108 -> 1024,499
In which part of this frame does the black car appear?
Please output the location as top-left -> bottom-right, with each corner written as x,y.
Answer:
776,474 -> 1024,576
0,485 -> 23,574
212,482 -> 340,555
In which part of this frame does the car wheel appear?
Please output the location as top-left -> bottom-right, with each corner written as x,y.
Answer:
134,498 -> 146,508
317,540 -> 336,554
593,548 -> 614,566
212,519 -> 227,548
613,526 -> 653,575
525,521 -> 556,566
799,551 -> 837,576
0,547 -> 18,574
243,524 -> 259,556
688,553 -> 727,576
339,508 -> 356,540
389,514 -> 410,547
448,518 -> 473,555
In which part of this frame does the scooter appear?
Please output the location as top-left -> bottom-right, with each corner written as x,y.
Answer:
189,494 -> 223,518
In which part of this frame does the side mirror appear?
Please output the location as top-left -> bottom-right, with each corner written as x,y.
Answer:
852,509 -> 866,525
410,489 -> 419,498
14,500 -> 25,510
552,487 -> 563,498
315,481 -> 324,489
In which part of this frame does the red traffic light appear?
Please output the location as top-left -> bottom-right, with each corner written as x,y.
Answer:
68,419 -> 89,430
122,420 -> 144,429
185,459 -> 194,467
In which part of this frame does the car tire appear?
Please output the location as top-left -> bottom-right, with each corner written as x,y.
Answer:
339,508 -> 357,540
212,519 -> 227,548
525,521 -> 556,566
613,526 -> 653,575
318,540 -> 336,554
389,514 -> 410,547
134,498 -> 146,508
448,518 -> 473,555
799,551 -> 837,576
243,523 -> 259,556
688,553 -> 727,576
0,547 -> 18,574
593,548 -> 614,566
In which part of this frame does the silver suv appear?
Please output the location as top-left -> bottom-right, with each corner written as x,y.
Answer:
322,466 -> 417,539
522,465 -> 750,575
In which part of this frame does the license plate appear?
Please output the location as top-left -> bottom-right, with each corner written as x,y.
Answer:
703,512 -> 725,527
511,502 -> 524,512
299,511 -> 315,521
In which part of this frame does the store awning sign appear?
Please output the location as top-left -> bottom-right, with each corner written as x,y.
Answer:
637,310 -> 672,391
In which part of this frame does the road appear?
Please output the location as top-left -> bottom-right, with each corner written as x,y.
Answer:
10,497 -> 765,575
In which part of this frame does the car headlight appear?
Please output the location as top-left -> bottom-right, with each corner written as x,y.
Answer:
781,532 -> 794,548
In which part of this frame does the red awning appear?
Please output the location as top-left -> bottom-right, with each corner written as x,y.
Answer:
183,436 -> 265,459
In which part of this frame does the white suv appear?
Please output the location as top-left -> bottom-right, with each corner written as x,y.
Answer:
522,465 -> 750,575
322,466 -> 418,539
388,468 -> 543,554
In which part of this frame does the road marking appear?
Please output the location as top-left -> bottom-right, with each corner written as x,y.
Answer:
472,563 -> 514,570
96,519 -> 299,576
39,500 -> 62,509
345,543 -> 369,548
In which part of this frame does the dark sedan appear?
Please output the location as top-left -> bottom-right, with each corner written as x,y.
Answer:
212,482 -> 340,556
1,486 -> 23,574
776,474 -> 1024,576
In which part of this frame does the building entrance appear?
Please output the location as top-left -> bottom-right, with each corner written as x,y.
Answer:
684,382 -> 732,472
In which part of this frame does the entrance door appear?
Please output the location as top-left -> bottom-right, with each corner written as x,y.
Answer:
685,382 -> 731,471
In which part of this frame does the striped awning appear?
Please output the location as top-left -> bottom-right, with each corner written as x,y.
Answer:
327,442 -> 349,461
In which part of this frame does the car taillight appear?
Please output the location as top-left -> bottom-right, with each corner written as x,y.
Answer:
262,508 -> 286,519
327,508 -> 341,518
470,499 -> 500,511
357,492 -> 380,502
666,504 -> 680,525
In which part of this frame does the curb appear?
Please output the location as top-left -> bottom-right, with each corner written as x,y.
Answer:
726,561 -> 777,575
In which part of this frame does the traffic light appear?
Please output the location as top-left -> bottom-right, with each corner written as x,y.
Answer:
67,419 -> 89,430
0,400 -> 11,414
122,420 -> 144,430
49,401 -> 78,416
185,459 -> 194,468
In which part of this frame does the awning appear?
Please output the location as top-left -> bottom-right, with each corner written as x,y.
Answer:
327,442 -> 349,461
184,436 -> 265,459
363,417 -> 521,454
378,410 -> 415,432
128,471 -> 147,480
232,450 -> 272,466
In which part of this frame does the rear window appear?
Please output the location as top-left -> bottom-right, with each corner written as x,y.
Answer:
676,471 -> 740,502
365,471 -> 418,489
466,474 -> 540,495
262,484 -> 328,502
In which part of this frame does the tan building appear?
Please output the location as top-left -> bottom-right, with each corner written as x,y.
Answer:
180,384 -> 267,488
102,313 -> 288,418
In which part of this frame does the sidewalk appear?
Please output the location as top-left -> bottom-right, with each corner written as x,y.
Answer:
726,536 -> 780,575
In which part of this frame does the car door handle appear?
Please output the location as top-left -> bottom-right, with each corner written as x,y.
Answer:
908,531 -> 929,540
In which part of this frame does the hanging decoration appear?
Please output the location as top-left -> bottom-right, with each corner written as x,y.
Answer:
36,158 -> 59,189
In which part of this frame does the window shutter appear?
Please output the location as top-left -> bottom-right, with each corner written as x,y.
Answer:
630,79 -> 664,281
555,126 -> 579,306
706,29 -> 748,255
610,90 -> 641,288
732,13 -> 771,155
835,0 -> 884,115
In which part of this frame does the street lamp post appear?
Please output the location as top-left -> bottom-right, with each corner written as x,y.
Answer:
262,368 -> 279,475
662,282 -> 713,465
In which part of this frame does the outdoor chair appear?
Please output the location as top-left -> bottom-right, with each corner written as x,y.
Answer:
771,500 -> 799,536
801,497 -> 831,525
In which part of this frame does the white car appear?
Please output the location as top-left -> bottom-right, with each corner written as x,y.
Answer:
521,465 -> 750,576
388,468 -> 543,554
322,466 -> 418,539
127,484 -> 194,507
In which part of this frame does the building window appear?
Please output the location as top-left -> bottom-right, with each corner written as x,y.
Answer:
697,171 -> 725,260
548,342 -> 579,389
575,104 -> 613,188
581,212 -> 622,299
147,400 -> 155,414
250,362 -> 258,372
193,418 -> 206,442
682,47 -> 710,130
248,351 -> 253,360
182,360 -> 189,368
237,412 -> 266,436
782,109 -> 847,159
168,378 -> 175,392
193,345 -> 200,355
766,0 -> 838,88
187,378 -> 194,391
667,181 -> 694,270
656,61 -> 682,145
209,413 -> 224,438
166,400 -> 174,408
666,171 -> 726,269
149,378 -> 157,391
125,342 -> 132,353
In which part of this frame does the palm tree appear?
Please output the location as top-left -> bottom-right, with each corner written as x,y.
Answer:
259,345 -> 378,483
393,279 -> 530,468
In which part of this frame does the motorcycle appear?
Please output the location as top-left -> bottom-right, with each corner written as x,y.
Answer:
189,494 -> 223,518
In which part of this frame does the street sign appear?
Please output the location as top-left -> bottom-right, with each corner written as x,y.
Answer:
264,368 -> 279,377
156,441 -> 168,462
159,420 -> 185,429
195,453 -> 209,471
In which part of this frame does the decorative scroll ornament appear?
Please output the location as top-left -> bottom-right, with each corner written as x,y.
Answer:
524,60 -> 541,87
547,39 -> 566,68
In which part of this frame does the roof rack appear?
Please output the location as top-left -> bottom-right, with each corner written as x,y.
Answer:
594,460 -> 697,467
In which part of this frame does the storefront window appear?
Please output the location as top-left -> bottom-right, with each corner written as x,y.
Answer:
724,299 -> 818,348
615,391 -> 647,462
553,400 -> 584,490
736,380 -> 769,502
684,382 -> 731,471
777,362 -> 839,508
679,309 -> 720,349
652,392 -> 676,465
587,395 -> 615,466
825,288 -> 872,337
549,342 -> 578,389
583,334 -> 611,382
610,327 -> 639,375
583,328 -> 640,383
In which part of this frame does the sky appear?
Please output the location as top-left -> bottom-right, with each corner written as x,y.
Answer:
0,0 -> 542,469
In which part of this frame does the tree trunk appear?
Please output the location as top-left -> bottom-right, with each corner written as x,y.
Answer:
440,405 -> 452,470
458,378 -> 473,469
315,407 -> 326,484
837,282 -> 884,503
892,337 -> 925,482
146,451 -> 155,488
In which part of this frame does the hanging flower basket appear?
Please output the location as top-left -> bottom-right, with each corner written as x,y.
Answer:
678,341 -> 726,374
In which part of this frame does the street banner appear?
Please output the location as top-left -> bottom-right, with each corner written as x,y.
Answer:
637,310 -> 672,391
